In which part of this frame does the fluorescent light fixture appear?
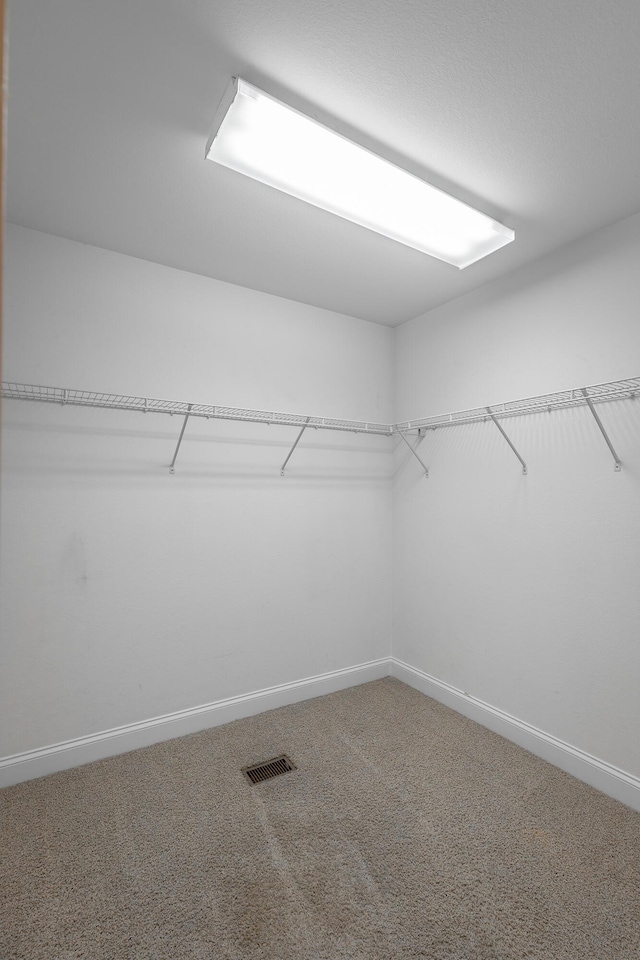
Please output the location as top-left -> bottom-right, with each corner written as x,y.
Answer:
206,78 -> 514,269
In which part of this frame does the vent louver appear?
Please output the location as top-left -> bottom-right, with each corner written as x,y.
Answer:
242,755 -> 296,784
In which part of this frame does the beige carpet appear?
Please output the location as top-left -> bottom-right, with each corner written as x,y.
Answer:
1,678 -> 639,959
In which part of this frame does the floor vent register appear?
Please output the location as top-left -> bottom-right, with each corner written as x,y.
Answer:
242,755 -> 296,784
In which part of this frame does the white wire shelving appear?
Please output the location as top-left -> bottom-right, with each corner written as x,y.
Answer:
1,382 -> 394,434
394,376 -> 640,432
395,375 -> 639,476
2,375 -> 637,476
1,381 -> 393,475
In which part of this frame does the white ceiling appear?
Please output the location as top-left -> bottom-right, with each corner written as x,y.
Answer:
6,0 -> 640,326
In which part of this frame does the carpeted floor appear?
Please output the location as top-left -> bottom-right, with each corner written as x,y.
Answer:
1,678 -> 639,959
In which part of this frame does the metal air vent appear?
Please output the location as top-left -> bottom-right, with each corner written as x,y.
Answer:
242,755 -> 296,784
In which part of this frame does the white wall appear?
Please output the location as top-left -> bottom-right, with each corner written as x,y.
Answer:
1,225 -> 393,756
4,212 -> 639,791
393,211 -> 640,778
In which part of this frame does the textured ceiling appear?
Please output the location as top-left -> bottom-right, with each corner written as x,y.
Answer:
6,0 -> 640,326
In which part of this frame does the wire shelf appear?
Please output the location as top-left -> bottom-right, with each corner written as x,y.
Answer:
3,376 -> 636,475
395,376 -> 640,432
3,375 -> 638,438
0,382 -> 394,436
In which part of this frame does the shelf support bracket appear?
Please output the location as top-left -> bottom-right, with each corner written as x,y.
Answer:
169,404 -> 192,474
581,388 -> 621,471
280,418 -> 310,476
486,408 -> 527,474
398,430 -> 429,478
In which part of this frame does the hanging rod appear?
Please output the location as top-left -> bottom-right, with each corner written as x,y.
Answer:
395,376 -> 640,432
1,382 -> 394,437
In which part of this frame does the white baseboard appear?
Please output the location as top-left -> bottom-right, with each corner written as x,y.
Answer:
0,658 -> 390,788
4,656 -> 639,813
391,658 -> 640,812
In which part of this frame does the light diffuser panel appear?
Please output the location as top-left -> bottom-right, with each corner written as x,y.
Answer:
206,78 -> 514,268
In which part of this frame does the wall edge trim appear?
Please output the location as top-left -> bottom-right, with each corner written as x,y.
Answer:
390,658 -> 640,812
0,657 -> 390,788
5,658 -> 638,812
